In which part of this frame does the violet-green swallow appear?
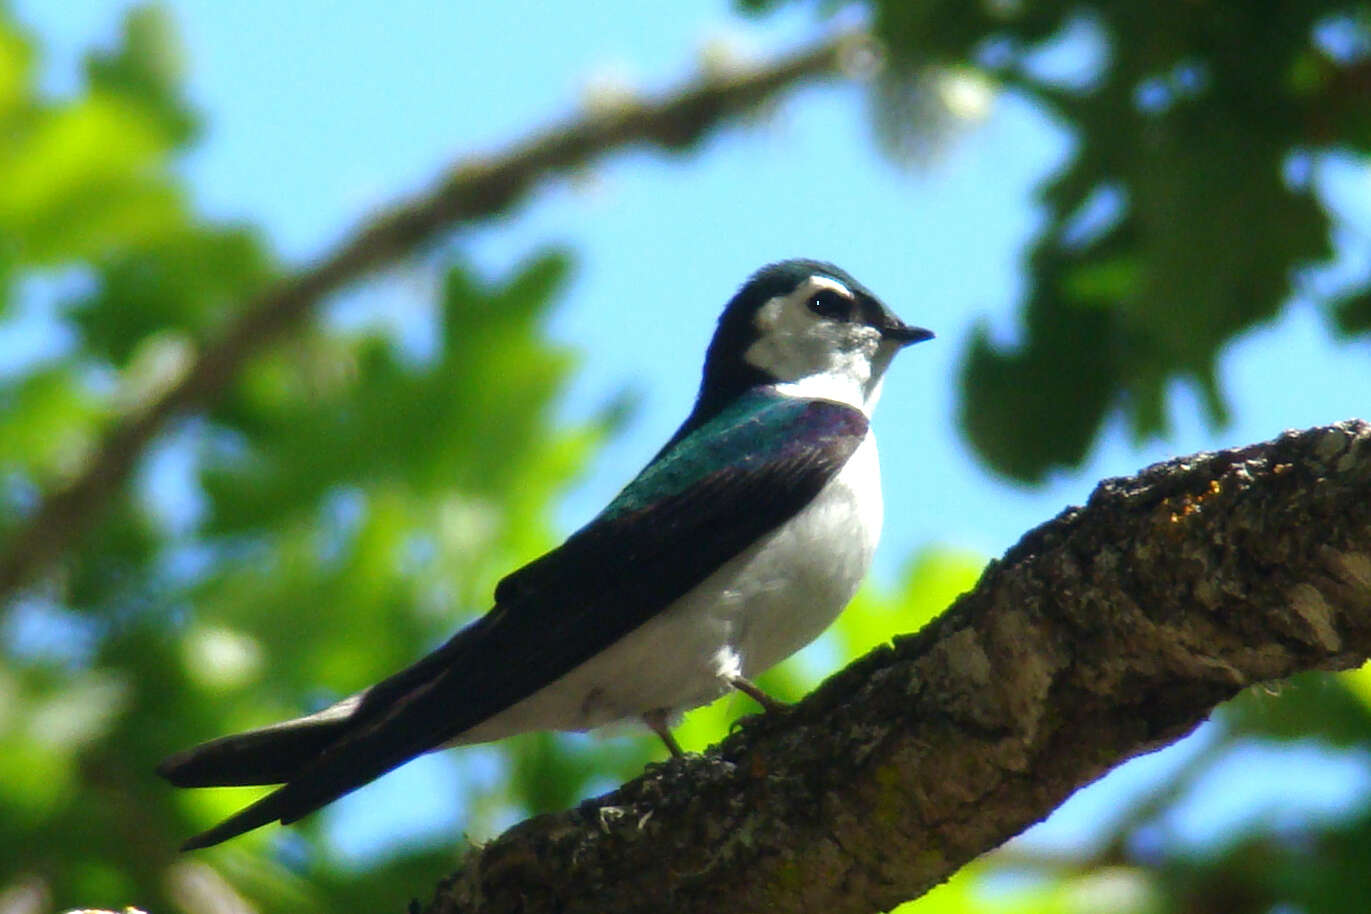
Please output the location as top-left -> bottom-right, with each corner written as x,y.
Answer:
158,259 -> 932,849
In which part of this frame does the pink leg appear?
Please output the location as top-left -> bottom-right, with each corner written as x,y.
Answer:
642,708 -> 684,758
728,676 -> 790,714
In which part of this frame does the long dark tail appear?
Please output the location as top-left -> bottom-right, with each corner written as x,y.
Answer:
156,702 -> 358,789
158,618 -> 493,851
155,698 -> 374,850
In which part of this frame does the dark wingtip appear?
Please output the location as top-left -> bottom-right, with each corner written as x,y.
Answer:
179,824 -> 243,852
156,750 -> 195,786
176,789 -> 289,851
179,831 -> 218,853
154,710 -> 357,787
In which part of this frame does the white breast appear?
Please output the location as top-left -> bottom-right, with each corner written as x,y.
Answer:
728,430 -> 882,674
455,431 -> 883,744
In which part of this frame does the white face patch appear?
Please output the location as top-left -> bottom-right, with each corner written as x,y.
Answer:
744,274 -> 894,413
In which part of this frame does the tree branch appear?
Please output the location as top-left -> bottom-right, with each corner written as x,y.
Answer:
423,420 -> 1371,914
0,32 -> 857,604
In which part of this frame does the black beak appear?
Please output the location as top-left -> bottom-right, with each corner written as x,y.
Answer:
881,322 -> 934,346
860,295 -> 933,346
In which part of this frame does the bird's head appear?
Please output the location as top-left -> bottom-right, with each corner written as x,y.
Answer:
699,259 -> 932,416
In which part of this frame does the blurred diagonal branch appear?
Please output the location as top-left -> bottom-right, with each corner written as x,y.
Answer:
424,420 -> 1371,914
0,31 -> 859,604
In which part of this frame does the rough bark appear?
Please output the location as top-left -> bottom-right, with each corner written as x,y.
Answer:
423,419 -> 1371,914
0,32 -> 857,604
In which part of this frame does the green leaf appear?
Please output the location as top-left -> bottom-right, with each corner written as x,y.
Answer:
0,13 -> 33,122
959,308 -> 1118,483
1333,284 -> 1371,335
837,0 -> 1350,480
71,227 -> 273,364
0,367 -> 107,483
0,93 -> 184,264
84,6 -> 198,145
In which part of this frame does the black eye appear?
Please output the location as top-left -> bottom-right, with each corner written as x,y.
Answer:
808,290 -> 852,320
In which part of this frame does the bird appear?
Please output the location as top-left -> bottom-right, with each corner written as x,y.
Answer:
157,258 -> 933,850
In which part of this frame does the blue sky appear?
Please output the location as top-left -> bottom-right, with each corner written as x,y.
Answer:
12,0 -> 1371,867
16,1 -> 1371,571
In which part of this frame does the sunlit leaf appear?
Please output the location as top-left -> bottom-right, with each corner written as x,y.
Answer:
0,367 -> 107,483
0,94 -> 183,264
0,16 -> 31,122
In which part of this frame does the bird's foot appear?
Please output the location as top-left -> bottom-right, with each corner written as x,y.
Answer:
728,676 -> 791,715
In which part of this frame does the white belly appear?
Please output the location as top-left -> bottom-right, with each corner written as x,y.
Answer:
456,432 -> 883,744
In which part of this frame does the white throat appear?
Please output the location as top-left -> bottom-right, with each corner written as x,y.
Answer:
771,371 -> 887,414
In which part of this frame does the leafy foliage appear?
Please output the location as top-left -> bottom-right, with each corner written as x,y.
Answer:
857,0 -> 1367,481
760,1 -> 1371,912
0,9 -> 609,911
2,3 -> 1370,913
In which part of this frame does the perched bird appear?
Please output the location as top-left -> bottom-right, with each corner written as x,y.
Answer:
158,259 -> 932,850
